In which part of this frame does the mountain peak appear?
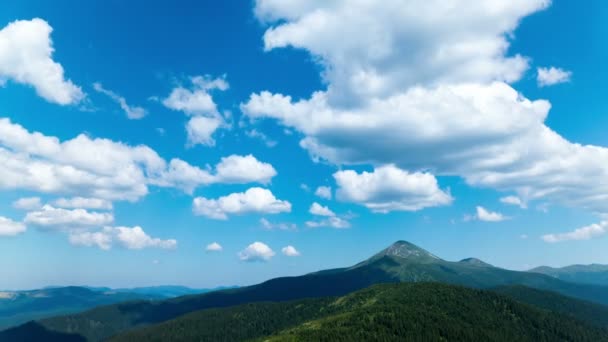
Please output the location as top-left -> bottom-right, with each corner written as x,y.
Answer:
459,258 -> 493,267
372,241 -> 441,262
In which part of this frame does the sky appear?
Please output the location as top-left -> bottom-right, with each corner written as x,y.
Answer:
0,0 -> 607,290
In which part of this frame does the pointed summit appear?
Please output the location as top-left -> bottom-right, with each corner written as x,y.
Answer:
365,241 -> 442,265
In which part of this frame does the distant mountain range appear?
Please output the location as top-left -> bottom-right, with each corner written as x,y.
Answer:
530,264 -> 608,286
3,241 -> 608,341
0,285 -> 228,330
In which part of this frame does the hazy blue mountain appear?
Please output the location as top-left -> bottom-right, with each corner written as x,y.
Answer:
0,285 -> 226,330
0,287 -> 162,330
530,264 -> 608,286
4,241 -> 608,341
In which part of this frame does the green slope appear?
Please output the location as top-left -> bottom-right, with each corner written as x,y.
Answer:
110,283 -> 608,342
5,241 -> 608,341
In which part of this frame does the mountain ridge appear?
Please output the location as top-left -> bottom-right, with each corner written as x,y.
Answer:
4,240 -> 608,341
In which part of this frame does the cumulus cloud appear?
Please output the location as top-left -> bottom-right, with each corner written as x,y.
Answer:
238,241 -> 275,262
475,206 -> 508,222
243,1 -> 608,218
193,187 -> 291,220
52,197 -> 113,210
186,116 -> 223,147
260,218 -> 297,231
163,75 -> 228,115
205,242 -> 223,252
69,226 -> 177,250
0,18 -> 84,105
333,165 -> 452,213
24,205 -> 114,230
0,217 -> 26,236
12,197 -> 42,210
281,245 -> 300,256
93,82 -> 147,119
254,0 -> 546,103
542,221 -> 608,243
0,118 -> 276,201
314,186 -> 331,200
500,196 -> 527,209
309,202 -> 335,217
214,154 -> 277,184
537,66 -> 572,87
163,75 -> 229,147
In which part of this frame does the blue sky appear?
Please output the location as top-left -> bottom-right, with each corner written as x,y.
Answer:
0,0 -> 607,290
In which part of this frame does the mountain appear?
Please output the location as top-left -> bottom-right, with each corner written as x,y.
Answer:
0,285 -> 220,330
107,283 -> 608,341
493,285 -> 608,330
5,240 -> 608,341
530,264 -> 608,286
0,287 -> 163,330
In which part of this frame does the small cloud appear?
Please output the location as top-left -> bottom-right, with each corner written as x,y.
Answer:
520,234 -> 528,239
260,218 -> 297,231
306,216 -> 350,229
300,184 -> 310,192
476,206 -> 508,222
542,221 -> 608,243
152,259 -> 161,265
238,242 -> 275,262
309,202 -> 335,217
500,196 -> 527,209
537,66 -> 572,87
12,197 -> 42,211
93,82 -> 147,119
281,245 -> 301,257
314,186 -> 332,200
205,242 -> 223,252
0,216 -> 27,236
246,129 -> 277,147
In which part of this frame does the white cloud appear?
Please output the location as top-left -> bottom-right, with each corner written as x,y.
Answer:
254,0 -> 546,103
537,66 -> 572,87
0,18 -> 84,105
542,221 -> 608,243
305,216 -> 350,229
243,1 -> 608,217
69,230 -> 113,250
281,245 -> 300,256
309,202 -> 335,217
114,226 -> 176,250
205,242 -> 223,252
69,226 -> 177,250
500,196 -> 527,209
314,186 -> 331,200
193,187 -> 291,220
238,241 -> 275,262
0,118 -> 277,201
214,154 -> 277,184
186,116 -> 223,147
12,197 -> 42,210
52,197 -> 113,210
300,184 -> 310,192
93,82 -> 147,119
24,205 -> 114,230
163,75 -> 229,147
260,218 -> 296,231
163,75 -> 228,116
476,206 -> 507,222
333,165 -> 452,213
0,217 -> 26,236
